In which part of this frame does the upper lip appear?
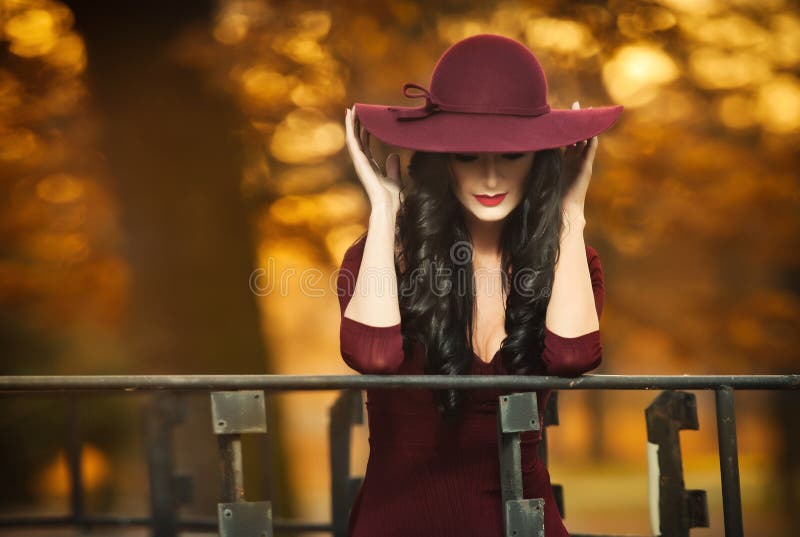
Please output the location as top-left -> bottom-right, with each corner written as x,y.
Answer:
474,192 -> 507,197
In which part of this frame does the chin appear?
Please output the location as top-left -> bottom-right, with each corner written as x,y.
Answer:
467,205 -> 513,222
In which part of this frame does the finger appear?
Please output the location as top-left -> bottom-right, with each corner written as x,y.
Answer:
572,101 -> 580,110
358,115 -> 368,152
345,107 -> 356,151
571,139 -> 587,152
361,128 -> 376,169
358,128 -> 381,174
353,108 -> 366,153
355,108 -> 370,157
353,109 -> 381,173
345,107 -> 375,175
584,136 -> 599,161
345,109 -> 363,165
346,107 -> 363,156
386,153 -> 400,183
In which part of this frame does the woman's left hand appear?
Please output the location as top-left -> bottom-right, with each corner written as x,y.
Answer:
560,101 -> 599,217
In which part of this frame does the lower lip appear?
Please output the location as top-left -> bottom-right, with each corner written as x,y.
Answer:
474,194 -> 507,207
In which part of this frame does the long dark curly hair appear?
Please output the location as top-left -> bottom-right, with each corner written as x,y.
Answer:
394,149 -> 565,424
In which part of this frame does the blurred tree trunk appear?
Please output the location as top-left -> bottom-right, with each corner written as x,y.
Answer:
770,267 -> 800,530
772,389 -> 800,530
66,0 -> 294,519
586,390 -> 606,461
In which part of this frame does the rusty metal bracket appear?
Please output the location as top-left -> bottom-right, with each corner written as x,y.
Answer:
217,502 -> 272,537
211,390 -> 272,537
498,392 -> 544,537
211,391 -> 267,435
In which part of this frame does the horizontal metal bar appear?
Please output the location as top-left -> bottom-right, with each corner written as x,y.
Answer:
571,534 -> 650,537
0,515 -> 329,532
0,515 -> 650,536
0,374 -> 797,393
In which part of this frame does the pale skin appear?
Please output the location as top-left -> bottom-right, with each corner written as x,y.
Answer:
343,101 -> 600,364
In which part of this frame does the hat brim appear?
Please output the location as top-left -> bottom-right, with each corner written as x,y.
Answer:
354,103 -> 624,153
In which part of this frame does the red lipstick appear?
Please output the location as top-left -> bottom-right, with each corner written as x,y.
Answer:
473,193 -> 507,207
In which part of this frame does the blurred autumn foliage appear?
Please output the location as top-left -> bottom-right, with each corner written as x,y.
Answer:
0,0 -> 798,535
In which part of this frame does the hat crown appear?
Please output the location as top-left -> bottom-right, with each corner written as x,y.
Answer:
353,33 -> 623,153
429,34 -> 549,110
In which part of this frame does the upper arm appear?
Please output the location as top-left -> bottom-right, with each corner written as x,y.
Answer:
336,234 -> 405,374
336,235 -> 365,317
540,245 -> 605,377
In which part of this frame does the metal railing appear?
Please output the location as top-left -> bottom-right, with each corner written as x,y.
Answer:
0,373 -> 797,537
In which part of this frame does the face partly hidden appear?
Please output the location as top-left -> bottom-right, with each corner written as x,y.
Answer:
447,152 -> 536,223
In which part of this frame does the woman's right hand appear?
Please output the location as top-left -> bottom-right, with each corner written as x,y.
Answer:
345,105 -> 402,216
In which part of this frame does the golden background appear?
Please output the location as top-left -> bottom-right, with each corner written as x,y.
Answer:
0,0 -> 798,535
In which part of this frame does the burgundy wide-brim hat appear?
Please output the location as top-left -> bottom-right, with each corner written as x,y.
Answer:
354,34 -> 624,153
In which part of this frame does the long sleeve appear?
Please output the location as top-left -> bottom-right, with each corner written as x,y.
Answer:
540,245 -> 605,377
337,234 -> 405,374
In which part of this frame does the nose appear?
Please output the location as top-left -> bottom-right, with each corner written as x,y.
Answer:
484,154 -> 499,188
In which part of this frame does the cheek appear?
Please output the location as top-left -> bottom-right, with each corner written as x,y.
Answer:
504,170 -> 526,193
511,160 -> 534,188
449,172 -> 462,195
450,167 -> 476,196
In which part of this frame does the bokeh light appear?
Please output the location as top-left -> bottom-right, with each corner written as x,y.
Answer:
1,0 -> 798,535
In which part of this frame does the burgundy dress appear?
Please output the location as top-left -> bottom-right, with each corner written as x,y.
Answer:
336,234 -> 605,537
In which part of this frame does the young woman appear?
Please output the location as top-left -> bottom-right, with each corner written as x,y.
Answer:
336,34 -> 623,537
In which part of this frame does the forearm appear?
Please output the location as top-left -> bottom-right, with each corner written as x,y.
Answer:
545,210 -> 599,336
344,205 -> 401,327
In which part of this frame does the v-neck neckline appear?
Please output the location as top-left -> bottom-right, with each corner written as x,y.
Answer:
472,347 -> 502,366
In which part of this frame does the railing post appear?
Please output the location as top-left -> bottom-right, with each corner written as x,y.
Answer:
66,398 -> 86,531
715,385 -> 744,537
211,390 -> 272,537
146,392 -> 193,537
329,389 -> 364,537
537,391 -> 564,518
645,390 -> 709,537
497,392 -> 544,537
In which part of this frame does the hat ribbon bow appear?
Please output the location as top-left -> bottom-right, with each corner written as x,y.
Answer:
388,82 -> 551,121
